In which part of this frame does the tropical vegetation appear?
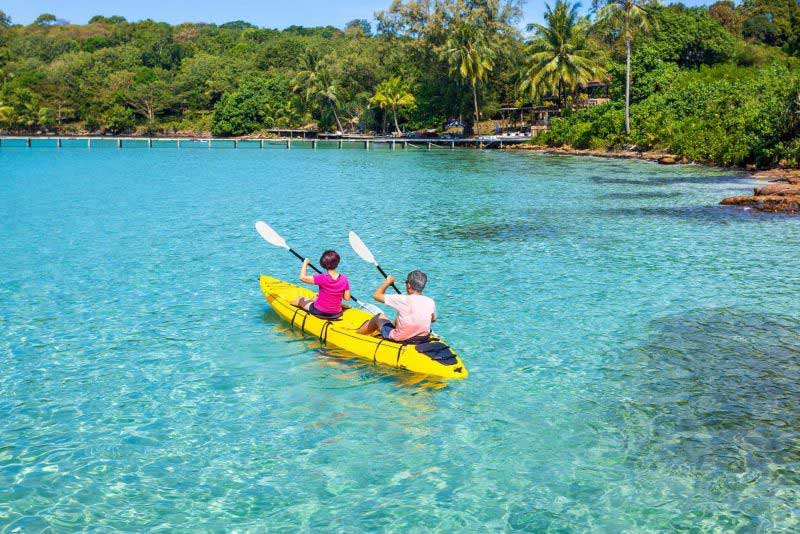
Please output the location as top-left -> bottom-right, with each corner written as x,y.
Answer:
0,0 -> 799,166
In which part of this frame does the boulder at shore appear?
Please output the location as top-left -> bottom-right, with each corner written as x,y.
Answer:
720,170 -> 800,214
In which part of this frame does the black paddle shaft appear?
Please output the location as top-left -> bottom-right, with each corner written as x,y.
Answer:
288,248 -> 322,274
288,247 -> 374,309
377,264 -> 402,294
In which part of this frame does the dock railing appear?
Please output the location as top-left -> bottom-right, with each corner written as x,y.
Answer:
0,135 -> 532,150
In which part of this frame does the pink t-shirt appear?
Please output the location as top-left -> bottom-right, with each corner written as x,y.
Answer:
313,273 -> 349,313
383,293 -> 436,341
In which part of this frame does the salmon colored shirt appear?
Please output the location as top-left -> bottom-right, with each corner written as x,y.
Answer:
383,293 -> 436,341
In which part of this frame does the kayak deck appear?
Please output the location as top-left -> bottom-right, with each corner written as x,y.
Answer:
259,275 -> 468,379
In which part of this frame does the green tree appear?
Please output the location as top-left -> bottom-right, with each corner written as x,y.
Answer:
212,74 -> 297,136
111,67 -> 174,124
0,101 -> 14,131
743,13 -> 779,45
102,104 -> 136,133
520,1 -> 603,110
292,51 -> 344,132
89,15 -> 127,25
444,20 -> 496,129
596,0 -> 657,134
0,10 -> 11,27
345,19 -> 372,37
369,77 -> 416,134
34,14 -> 58,26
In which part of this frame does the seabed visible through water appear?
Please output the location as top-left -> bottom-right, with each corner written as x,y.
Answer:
1,146 -> 799,531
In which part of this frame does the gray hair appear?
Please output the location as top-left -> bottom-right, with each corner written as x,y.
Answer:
406,270 -> 428,292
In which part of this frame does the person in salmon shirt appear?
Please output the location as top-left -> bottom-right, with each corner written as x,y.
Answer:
291,250 -> 351,318
356,270 -> 436,343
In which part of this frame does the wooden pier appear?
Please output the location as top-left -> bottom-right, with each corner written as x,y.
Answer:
0,136 -> 531,150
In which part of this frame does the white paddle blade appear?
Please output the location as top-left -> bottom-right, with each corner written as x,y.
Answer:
255,221 -> 289,250
348,231 -> 377,265
359,301 -> 384,316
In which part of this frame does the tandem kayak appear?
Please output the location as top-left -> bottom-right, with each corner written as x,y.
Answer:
259,275 -> 468,379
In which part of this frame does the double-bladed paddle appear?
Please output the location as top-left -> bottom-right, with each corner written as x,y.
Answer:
348,231 -> 402,294
255,221 -> 383,316
348,230 -> 440,337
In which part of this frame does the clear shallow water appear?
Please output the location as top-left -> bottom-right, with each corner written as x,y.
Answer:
1,145 -> 799,532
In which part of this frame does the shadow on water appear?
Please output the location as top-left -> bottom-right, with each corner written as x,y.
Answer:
598,191 -> 685,200
258,311 -> 450,391
609,308 -> 800,508
434,220 -> 563,242
597,205 -> 788,224
589,175 -> 746,186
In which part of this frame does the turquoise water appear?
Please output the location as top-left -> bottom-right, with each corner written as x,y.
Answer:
2,145 -> 800,532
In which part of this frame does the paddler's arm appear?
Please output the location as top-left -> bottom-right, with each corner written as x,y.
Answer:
299,258 -> 315,284
344,290 -> 351,301
372,275 -> 394,303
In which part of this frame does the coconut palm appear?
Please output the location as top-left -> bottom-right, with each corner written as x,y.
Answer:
369,77 -> 416,135
292,51 -> 344,132
520,1 -> 604,110
596,0 -> 657,134
0,102 -> 13,131
443,20 -> 496,129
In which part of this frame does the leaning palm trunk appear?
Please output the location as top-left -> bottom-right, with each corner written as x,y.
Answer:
331,103 -> 343,133
625,36 -> 631,135
392,106 -> 401,135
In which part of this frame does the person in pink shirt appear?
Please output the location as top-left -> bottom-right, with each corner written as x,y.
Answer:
291,250 -> 351,318
356,270 -> 436,343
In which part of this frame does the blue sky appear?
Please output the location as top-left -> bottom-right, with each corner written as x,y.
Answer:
2,0 -> 713,29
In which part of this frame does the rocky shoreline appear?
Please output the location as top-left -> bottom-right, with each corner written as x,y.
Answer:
720,169 -> 800,214
510,144 -> 800,214
508,144 -> 685,165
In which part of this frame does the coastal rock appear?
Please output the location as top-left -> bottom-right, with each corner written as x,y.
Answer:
721,194 -> 800,213
658,156 -> 677,165
754,183 -> 800,196
722,168 -> 800,214
752,168 -> 800,183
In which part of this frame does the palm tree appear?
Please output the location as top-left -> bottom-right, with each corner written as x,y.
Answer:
0,102 -> 13,132
369,77 -> 416,135
292,51 -> 344,132
596,0 -> 656,134
444,20 -> 496,130
520,1 -> 604,110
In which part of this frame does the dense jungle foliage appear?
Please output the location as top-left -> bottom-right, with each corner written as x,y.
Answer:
0,0 -> 798,166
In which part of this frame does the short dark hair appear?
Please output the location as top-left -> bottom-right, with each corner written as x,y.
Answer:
406,270 -> 427,292
320,250 -> 340,270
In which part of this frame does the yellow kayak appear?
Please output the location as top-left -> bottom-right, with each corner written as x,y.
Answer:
259,275 -> 468,379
